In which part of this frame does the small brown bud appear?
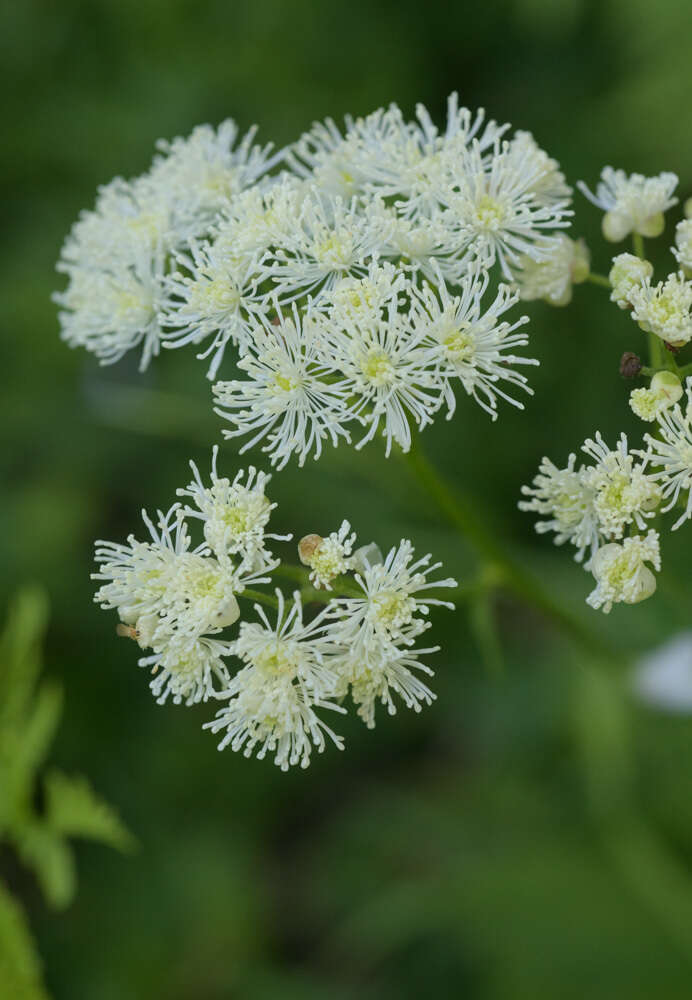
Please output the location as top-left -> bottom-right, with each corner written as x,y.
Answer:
619,351 -> 642,378
664,341 -> 681,354
298,533 -> 323,566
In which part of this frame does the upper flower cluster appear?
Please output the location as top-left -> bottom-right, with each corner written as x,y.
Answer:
56,96 -> 573,463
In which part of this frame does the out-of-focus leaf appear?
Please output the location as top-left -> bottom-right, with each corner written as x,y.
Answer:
16,823 -> 76,910
1,682 -> 63,818
0,587 -> 49,730
44,769 -> 136,853
0,879 -> 50,1000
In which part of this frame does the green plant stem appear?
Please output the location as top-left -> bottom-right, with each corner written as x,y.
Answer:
400,443 -> 621,661
238,588 -> 279,611
585,272 -> 611,289
632,232 -> 645,259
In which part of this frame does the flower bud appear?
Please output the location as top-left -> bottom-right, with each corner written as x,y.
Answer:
298,533 -> 323,565
636,211 -> 665,238
609,254 -> 653,308
602,210 -> 631,243
651,370 -> 683,406
619,351 -> 642,378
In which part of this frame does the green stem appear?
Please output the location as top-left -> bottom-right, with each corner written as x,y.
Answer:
400,443 -> 621,661
677,362 -> 692,379
238,588 -> 279,610
632,232 -> 645,259
585,272 -> 611,289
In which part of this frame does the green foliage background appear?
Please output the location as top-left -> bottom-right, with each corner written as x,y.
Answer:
2,0 -> 692,996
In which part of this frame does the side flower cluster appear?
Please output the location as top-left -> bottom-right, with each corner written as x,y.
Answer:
93,451 -> 456,769
519,433 -> 662,612
520,174 -> 692,614
56,95 -> 575,464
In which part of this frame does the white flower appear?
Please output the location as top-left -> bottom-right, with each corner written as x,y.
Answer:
519,454 -> 600,564
325,540 -> 456,727
514,234 -> 590,306
336,639 -> 440,729
628,272 -> 692,347
340,95 -> 507,221
388,215 -> 472,286
298,521 -> 357,590
213,303 -> 354,469
673,218 -> 692,273
437,138 -> 572,278
608,253 -> 653,308
316,288 -> 442,455
93,502 -> 274,685
140,635 -> 232,706
506,130 -> 572,207
159,242 -> 272,378
630,387 -> 662,422
578,167 -> 678,241
630,371 -> 683,422
587,531 -> 660,613
642,377 -> 692,528
212,179 -> 304,263
205,592 -> 345,769
94,505 -> 187,632
283,116 -> 366,199
411,264 -> 535,419
581,432 -> 660,539
55,244 -> 166,371
176,446 -> 289,567
150,119 -> 279,236
267,188 -> 394,300
326,540 -> 456,647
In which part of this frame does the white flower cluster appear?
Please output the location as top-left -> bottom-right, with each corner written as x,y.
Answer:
57,96 -> 575,463
94,451 -> 456,769
520,172 -> 692,616
520,432 -> 662,611
54,122 -> 280,371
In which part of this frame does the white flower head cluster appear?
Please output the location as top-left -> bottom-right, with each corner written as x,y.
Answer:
93,451 -> 282,705
587,531 -> 661,613
522,156 -> 692,615
629,272 -> 692,348
323,540 -> 457,728
607,241 -> 692,348
55,122 -> 279,371
578,167 -> 678,242
93,452 -> 456,769
57,96 -> 575,465
520,432 -> 661,609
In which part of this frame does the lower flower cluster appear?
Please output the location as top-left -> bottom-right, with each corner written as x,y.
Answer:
93,450 -> 456,769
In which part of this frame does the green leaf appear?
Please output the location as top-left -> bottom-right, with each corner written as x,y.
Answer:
44,769 -> 136,853
0,879 -> 50,1000
0,588 -> 49,730
16,823 -> 76,910
2,682 -> 63,820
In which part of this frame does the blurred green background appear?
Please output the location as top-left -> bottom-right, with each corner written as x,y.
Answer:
3,0 -> 692,996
